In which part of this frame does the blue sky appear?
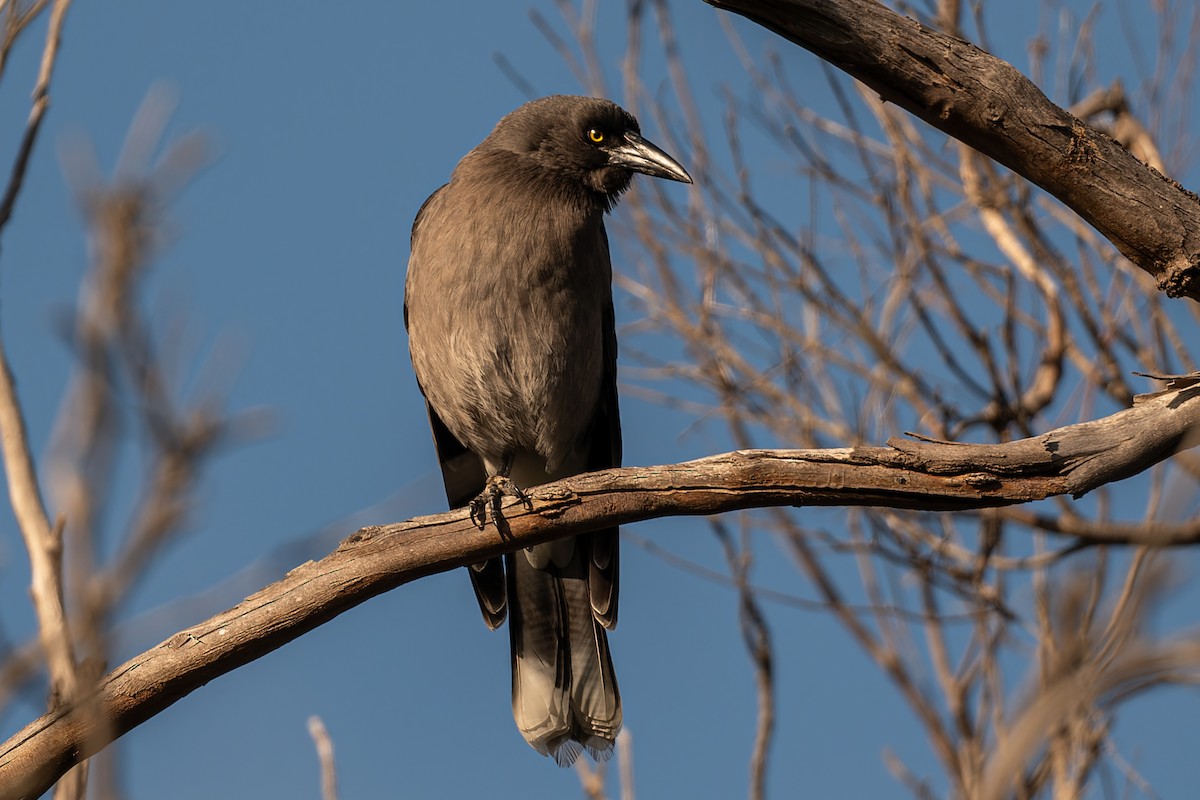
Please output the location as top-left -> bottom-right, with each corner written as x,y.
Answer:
1,1 -> 1198,798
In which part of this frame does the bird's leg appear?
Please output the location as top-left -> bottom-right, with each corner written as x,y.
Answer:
469,454 -> 534,529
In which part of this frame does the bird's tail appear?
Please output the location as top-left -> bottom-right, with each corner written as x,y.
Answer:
506,537 -> 621,766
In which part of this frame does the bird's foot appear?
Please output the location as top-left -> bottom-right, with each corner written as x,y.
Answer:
469,475 -> 533,529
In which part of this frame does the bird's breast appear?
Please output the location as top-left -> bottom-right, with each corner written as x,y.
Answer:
408,192 -> 609,472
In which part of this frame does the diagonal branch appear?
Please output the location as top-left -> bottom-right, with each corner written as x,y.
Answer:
703,0 -> 1200,300
1,380 -> 1198,798
0,0 -> 77,749
0,0 -> 71,240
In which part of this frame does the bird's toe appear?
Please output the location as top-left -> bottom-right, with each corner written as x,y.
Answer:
469,474 -> 533,528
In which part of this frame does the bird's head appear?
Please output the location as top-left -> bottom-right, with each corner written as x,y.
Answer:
484,95 -> 692,204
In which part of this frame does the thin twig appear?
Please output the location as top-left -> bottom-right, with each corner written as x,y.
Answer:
307,716 -> 338,800
0,0 -> 71,239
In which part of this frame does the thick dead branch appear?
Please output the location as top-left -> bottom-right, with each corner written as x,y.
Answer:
704,0 -> 1200,300
0,380 -> 1197,798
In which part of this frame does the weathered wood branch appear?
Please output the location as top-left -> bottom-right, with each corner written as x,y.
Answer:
1,381 -> 1197,798
704,0 -> 1200,301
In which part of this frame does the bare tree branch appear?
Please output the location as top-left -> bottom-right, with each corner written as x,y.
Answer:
307,716 -> 338,800
0,377 -> 1197,798
0,0 -> 71,240
0,2 -> 1196,797
0,343 -> 75,698
704,0 -> 1200,300
0,3 -> 81,797
715,519 -> 774,800
979,563 -> 1200,800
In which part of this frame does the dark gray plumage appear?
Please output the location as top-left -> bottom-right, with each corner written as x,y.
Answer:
404,95 -> 691,765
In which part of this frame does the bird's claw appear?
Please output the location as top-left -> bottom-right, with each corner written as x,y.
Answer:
469,475 -> 533,529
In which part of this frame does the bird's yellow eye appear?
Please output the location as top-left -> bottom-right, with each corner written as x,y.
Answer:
588,128 -> 605,144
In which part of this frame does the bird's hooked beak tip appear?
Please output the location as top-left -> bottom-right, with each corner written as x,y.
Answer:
609,132 -> 693,185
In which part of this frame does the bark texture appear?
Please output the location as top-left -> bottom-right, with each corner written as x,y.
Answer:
705,0 -> 1200,299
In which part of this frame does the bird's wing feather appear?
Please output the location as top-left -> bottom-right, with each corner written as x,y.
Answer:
408,183 -> 507,629
423,401 -> 486,509
584,229 -> 621,630
423,400 -> 507,629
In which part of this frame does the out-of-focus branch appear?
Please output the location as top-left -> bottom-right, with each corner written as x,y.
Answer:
958,147 -> 1066,427
0,0 -> 76,730
37,96 -> 223,799
715,519 -> 774,800
979,564 -> 1200,800
307,716 -> 338,800
574,758 -> 607,800
556,2 -> 1199,797
618,731 -> 635,800
0,3 -> 79,796
704,0 -> 1200,301
0,0 -> 71,239
0,71 -> 227,798
574,728 -> 637,800
1001,507 -> 1200,547
2,377 -> 1199,797
1070,80 -> 1166,175
0,0 -> 50,82
0,346 -> 76,701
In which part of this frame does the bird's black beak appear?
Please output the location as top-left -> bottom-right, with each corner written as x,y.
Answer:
608,132 -> 692,184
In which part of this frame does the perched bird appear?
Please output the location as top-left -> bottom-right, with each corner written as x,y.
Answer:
404,95 -> 691,765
